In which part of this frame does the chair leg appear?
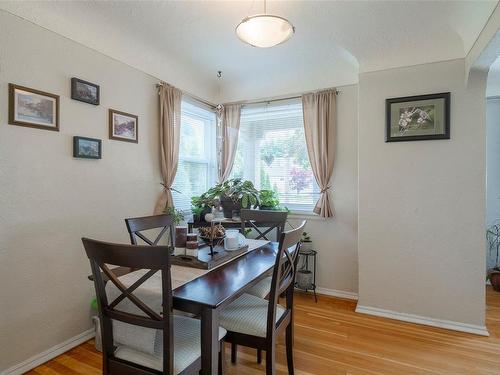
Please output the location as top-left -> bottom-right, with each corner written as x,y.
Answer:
265,346 -> 276,375
219,341 -> 225,375
257,348 -> 262,364
231,342 -> 237,364
286,323 -> 294,375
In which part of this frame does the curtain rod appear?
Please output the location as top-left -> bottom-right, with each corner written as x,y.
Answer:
156,82 -> 216,110
225,88 -> 341,107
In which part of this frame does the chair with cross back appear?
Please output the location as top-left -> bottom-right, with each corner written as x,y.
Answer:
82,237 -> 226,375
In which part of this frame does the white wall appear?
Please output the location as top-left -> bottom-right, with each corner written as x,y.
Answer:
0,12 -> 161,371
289,84 -> 358,298
357,59 -> 487,330
487,98 -> 500,268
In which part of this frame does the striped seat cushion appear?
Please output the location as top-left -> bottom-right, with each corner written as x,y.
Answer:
246,276 -> 272,299
219,293 -> 285,337
114,315 -> 226,374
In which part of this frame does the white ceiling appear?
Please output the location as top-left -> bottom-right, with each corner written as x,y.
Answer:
0,1 -> 497,102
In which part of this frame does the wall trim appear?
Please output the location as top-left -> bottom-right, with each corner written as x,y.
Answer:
315,287 -> 359,300
355,305 -> 489,336
1,329 -> 95,375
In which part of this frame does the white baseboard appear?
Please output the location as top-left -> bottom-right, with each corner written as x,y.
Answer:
315,287 -> 359,300
1,328 -> 95,375
355,305 -> 489,336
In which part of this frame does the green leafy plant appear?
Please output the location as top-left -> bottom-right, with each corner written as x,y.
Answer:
301,232 -> 312,242
166,206 -> 185,226
216,178 -> 259,208
487,224 -> 500,281
259,189 -> 280,209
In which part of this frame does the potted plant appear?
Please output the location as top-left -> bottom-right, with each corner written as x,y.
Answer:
191,194 -> 215,222
259,189 -> 280,210
301,232 -> 313,252
487,224 -> 500,291
217,178 -> 260,218
166,206 -> 185,226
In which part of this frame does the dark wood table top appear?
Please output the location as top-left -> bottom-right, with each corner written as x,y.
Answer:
172,242 -> 278,309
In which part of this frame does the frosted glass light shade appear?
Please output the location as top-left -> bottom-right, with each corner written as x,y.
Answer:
236,15 -> 295,48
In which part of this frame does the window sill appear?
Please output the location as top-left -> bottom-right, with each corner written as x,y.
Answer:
287,210 -> 325,220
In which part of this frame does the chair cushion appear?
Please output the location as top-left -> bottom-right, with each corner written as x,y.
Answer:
219,293 -> 286,337
246,276 -> 272,299
114,315 -> 226,374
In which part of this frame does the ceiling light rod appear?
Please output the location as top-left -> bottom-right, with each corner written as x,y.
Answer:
235,0 -> 295,48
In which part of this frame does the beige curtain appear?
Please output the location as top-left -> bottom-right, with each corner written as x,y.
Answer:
217,104 -> 241,182
302,89 -> 336,218
154,83 -> 182,214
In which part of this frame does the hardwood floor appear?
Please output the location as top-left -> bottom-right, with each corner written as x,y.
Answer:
27,288 -> 500,375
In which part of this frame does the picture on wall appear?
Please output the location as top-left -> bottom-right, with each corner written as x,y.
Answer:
73,136 -> 102,159
386,92 -> 450,142
9,83 -> 59,131
71,78 -> 100,105
109,109 -> 138,143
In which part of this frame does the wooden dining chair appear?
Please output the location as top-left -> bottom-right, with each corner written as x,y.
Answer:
82,238 -> 226,375
125,214 -> 175,247
240,209 -> 288,242
219,221 -> 306,375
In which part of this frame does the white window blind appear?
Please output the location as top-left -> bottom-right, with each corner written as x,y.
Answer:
172,100 -> 216,211
231,99 -> 319,212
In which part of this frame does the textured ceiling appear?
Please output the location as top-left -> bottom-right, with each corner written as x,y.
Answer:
0,1 -> 497,102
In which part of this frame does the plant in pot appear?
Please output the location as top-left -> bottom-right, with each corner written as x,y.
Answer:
191,194 -> 216,222
259,189 -> 280,210
217,178 -> 260,218
301,232 -> 313,253
487,224 -> 500,291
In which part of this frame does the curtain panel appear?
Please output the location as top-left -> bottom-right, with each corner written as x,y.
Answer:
302,89 -> 337,218
217,104 -> 242,182
154,83 -> 182,214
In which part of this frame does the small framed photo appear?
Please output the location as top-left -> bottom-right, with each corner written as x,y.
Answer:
71,78 -> 100,105
73,136 -> 102,159
386,92 -> 450,142
109,109 -> 138,143
9,83 -> 59,131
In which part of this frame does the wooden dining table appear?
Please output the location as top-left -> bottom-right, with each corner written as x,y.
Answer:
172,241 -> 278,375
89,240 -> 279,375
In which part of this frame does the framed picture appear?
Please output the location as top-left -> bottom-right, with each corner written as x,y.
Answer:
9,83 -> 59,131
71,77 -> 100,105
109,109 -> 138,143
73,136 -> 102,159
386,92 -> 450,142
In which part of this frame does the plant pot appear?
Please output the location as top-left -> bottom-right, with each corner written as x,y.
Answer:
301,241 -> 313,252
220,196 -> 242,218
296,270 -> 313,289
259,206 -> 275,211
92,316 -> 102,352
490,270 -> 500,292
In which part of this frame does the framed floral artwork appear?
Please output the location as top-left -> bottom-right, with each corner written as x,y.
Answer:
386,92 -> 450,142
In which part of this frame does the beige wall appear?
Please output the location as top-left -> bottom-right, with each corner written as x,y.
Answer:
357,59 -> 487,329
0,12 -> 161,371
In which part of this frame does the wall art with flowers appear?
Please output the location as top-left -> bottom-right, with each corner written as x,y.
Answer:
386,92 -> 450,142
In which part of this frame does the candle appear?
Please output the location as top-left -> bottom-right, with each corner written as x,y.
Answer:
175,226 -> 188,247
186,240 -> 199,257
186,233 -> 198,242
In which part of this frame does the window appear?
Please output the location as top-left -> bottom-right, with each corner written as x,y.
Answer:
231,99 -> 319,212
172,100 -> 216,211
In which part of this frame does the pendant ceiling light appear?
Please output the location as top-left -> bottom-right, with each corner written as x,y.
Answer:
236,0 -> 295,48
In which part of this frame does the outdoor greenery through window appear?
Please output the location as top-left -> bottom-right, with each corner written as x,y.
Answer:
172,100 -> 216,211
231,99 -> 318,212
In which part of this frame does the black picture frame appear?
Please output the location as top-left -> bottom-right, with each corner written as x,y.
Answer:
73,136 -> 102,159
386,92 -> 450,142
71,77 -> 100,105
